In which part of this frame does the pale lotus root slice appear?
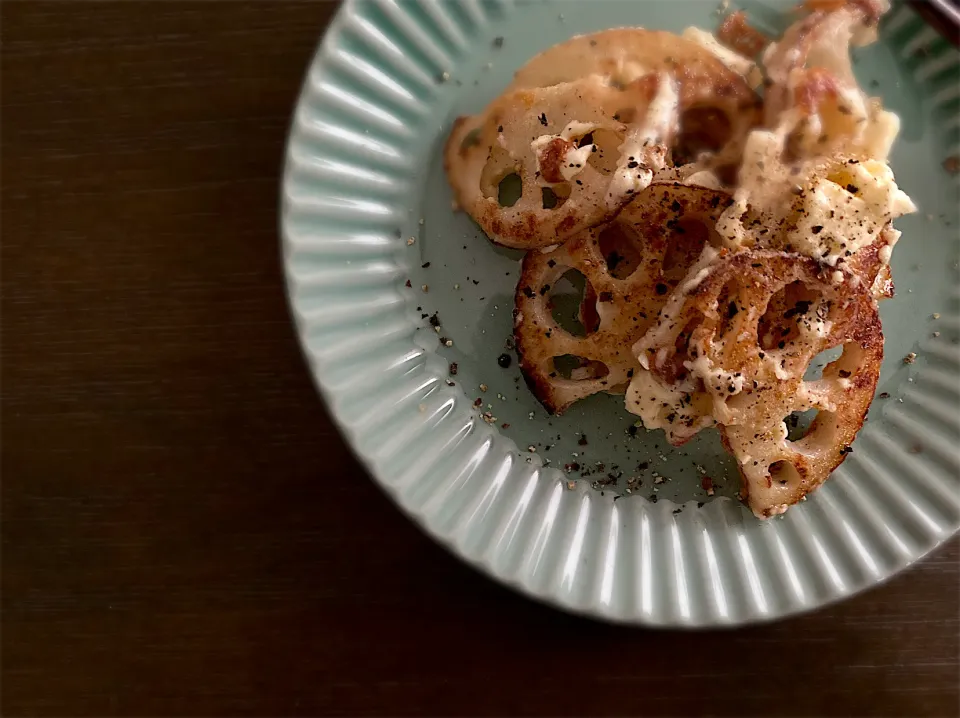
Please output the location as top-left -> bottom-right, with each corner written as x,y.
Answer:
513,183 -> 734,414
626,250 -> 882,516
443,75 -> 676,249
506,27 -> 763,181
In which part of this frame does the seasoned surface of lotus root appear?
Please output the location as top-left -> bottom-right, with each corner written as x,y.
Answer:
444,75 -> 669,249
506,28 -> 762,177
627,251 -> 882,515
513,184 -> 733,414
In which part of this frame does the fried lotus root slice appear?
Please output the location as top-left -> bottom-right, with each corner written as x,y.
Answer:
507,28 -> 762,182
513,183 -> 733,414
762,1 -> 895,160
626,251 -> 882,516
444,75 -> 672,249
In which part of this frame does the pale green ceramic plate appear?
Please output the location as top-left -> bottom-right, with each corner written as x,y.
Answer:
281,0 -> 960,626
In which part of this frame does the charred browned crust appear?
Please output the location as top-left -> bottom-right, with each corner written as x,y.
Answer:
513,183 -> 733,414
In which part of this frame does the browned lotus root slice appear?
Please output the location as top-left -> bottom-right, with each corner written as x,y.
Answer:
626,251 -> 882,516
506,28 -> 762,178
513,183 -> 733,414
444,75 -> 674,249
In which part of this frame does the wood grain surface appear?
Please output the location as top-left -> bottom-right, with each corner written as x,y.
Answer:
3,2 -> 958,716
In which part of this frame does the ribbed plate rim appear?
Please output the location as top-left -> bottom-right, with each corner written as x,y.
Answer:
279,0 -> 960,627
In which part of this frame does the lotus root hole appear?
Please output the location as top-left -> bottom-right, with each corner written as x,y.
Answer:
823,341 -> 865,379
787,409 -> 839,455
784,408 -> 818,442
541,183 -> 571,210
674,106 -> 733,166
662,219 -> 712,282
803,345 -> 844,381
769,460 -> 802,487
552,355 -> 610,381
479,145 -> 521,204
497,173 -> 523,207
758,280 -> 822,351
598,223 -> 644,279
549,269 -> 595,337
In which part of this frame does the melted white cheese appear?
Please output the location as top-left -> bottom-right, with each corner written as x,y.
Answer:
715,125 -> 916,263
606,73 -> 679,207
684,354 -> 745,396
792,160 -> 916,267
530,122 -> 599,183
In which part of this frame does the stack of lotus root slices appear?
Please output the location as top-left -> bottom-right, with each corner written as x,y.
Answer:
443,0 -> 916,518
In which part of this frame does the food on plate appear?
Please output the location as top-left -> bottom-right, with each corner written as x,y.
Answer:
445,29 -> 761,248
627,251 -> 883,516
513,183 -> 732,413
444,75 -> 679,248
442,0 -> 912,517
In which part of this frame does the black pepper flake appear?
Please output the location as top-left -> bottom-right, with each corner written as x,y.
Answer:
497,353 -> 512,368
838,369 -> 851,378
539,284 -> 551,296
673,508 -> 683,514
449,362 -> 458,375
777,341 -> 786,349
637,461 -> 649,470
811,225 -> 823,234
627,161 -> 639,169
649,494 -> 659,504
578,435 -> 588,446
727,301 -> 739,319
627,425 -> 638,437
878,392 -> 890,399
492,36 -> 504,48
846,183 -> 859,194
839,446 -> 853,455
429,313 -> 441,328
538,112 -> 548,126
405,279 -> 412,287
697,502 -> 705,509
473,397 -> 483,407
547,259 -> 556,268
655,283 -> 668,296
598,291 -> 613,302
522,286 -> 535,298
671,200 -> 682,212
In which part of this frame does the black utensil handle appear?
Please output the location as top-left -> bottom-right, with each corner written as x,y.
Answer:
908,0 -> 960,46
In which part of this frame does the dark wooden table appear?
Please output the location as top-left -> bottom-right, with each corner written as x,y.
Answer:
3,2 -> 958,716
